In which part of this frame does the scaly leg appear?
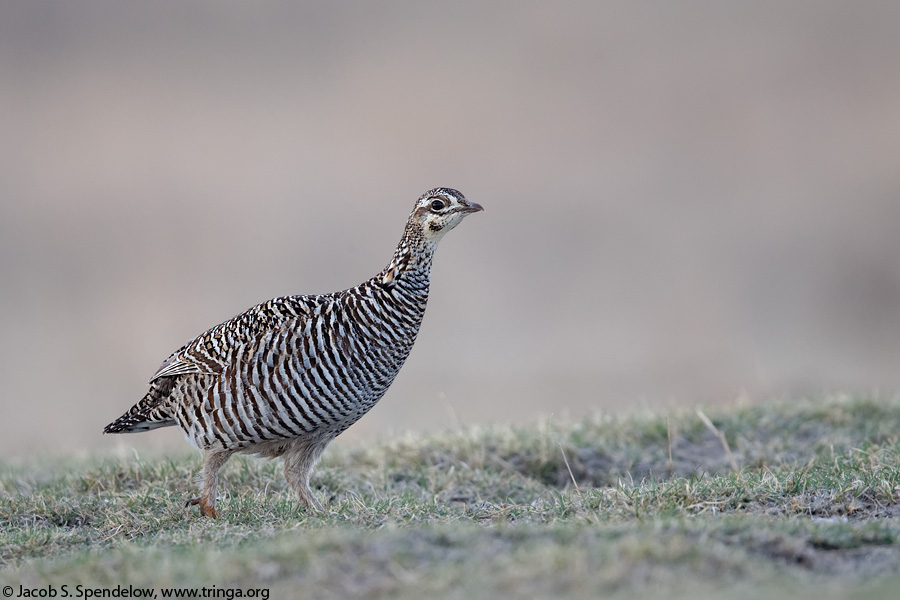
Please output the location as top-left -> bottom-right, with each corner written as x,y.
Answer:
186,449 -> 233,518
283,437 -> 331,511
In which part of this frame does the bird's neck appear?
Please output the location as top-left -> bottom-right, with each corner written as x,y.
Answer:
380,223 -> 437,287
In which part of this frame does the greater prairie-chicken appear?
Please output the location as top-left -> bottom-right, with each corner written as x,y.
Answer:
104,188 -> 482,517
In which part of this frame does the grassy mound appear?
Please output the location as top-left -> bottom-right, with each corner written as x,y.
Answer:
3,395 -> 900,598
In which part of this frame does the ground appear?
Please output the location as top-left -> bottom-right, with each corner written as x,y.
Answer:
2,395 -> 900,598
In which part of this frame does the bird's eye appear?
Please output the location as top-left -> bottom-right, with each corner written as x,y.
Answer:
430,199 -> 446,211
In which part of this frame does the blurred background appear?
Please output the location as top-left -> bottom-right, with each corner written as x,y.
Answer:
2,1 -> 900,457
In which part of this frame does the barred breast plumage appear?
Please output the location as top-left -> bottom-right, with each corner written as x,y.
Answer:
104,188 -> 483,517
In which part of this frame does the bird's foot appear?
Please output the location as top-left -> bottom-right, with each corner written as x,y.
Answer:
299,490 -> 325,513
186,495 -> 220,518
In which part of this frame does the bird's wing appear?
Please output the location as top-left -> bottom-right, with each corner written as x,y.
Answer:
151,345 -> 213,380
149,295 -> 319,382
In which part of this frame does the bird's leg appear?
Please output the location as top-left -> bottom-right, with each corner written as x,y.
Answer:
283,438 -> 331,512
187,449 -> 233,518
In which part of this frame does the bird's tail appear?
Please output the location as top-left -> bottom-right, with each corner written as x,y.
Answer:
103,378 -> 177,434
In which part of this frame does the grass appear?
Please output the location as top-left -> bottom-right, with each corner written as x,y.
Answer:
2,395 -> 900,598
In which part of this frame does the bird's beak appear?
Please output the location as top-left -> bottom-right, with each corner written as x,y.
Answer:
461,202 -> 484,214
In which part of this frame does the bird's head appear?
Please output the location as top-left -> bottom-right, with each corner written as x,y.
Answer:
408,187 -> 483,243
